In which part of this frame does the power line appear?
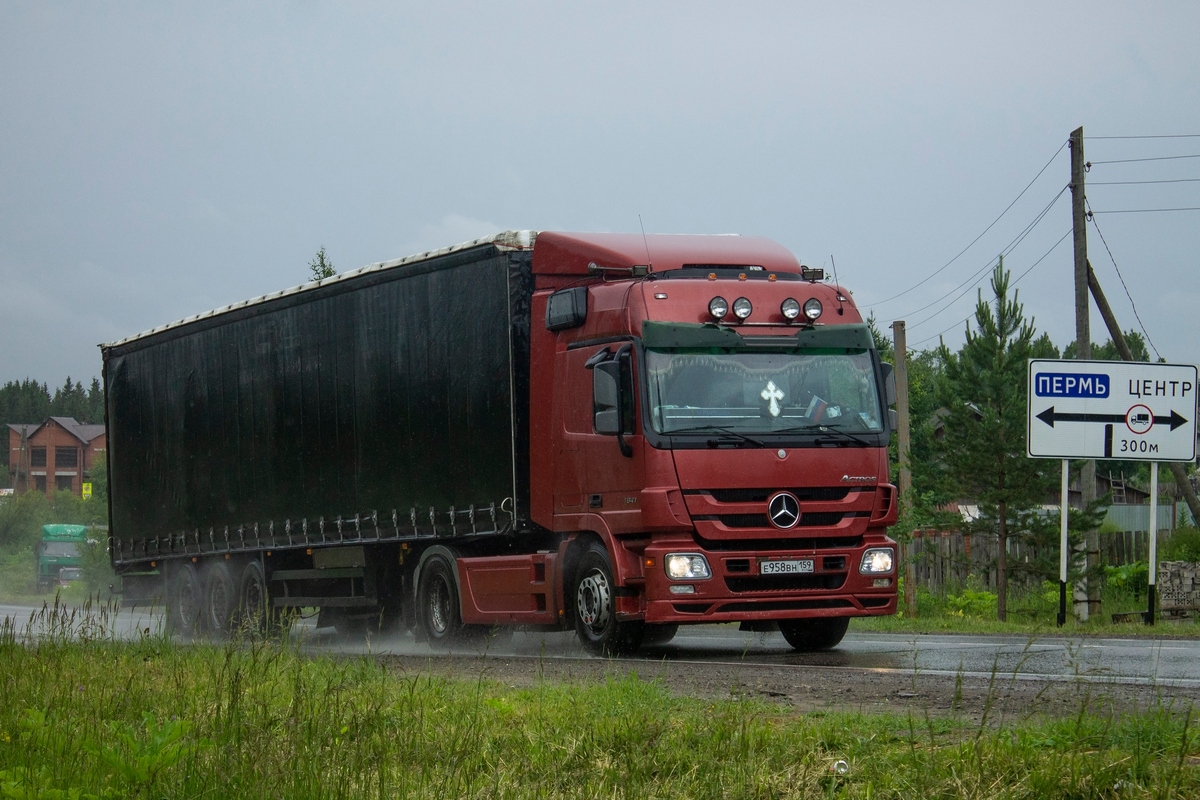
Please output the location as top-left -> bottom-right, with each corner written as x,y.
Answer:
1088,178 -> 1200,185
1090,154 -> 1200,165
1085,134 -> 1200,140
909,228 -> 1072,347
1084,198 -> 1162,361
899,185 -> 1067,326
863,139 -> 1067,309
1089,207 -> 1200,214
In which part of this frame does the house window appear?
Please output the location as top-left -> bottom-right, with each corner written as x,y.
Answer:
31,447 -> 46,467
55,475 -> 73,492
55,447 -> 78,468
34,475 -> 47,492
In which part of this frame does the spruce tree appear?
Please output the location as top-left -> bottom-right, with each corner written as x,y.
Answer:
935,260 -> 1057,620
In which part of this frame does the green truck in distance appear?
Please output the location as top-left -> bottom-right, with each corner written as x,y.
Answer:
38,524 -> 87,591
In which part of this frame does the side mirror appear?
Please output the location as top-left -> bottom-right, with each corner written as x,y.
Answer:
888,408 -> 899,430
546,286 -> 588,331
593,361 -> 621,435
880,362 -> 897,406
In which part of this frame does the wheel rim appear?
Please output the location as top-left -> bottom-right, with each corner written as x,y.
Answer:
428,575 -> 451,635
576,568 -> 611,633
178,571 -> 199,625
242,574 -> 265,625
209,578 -> 232,625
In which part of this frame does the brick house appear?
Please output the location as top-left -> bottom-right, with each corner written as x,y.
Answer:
7,417 -> 106,497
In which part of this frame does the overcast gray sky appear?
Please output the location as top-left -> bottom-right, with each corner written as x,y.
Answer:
3,2 -> 1198,386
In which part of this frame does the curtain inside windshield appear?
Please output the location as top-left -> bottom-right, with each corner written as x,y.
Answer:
43,542 -> 79,558
647,349 -> 882,434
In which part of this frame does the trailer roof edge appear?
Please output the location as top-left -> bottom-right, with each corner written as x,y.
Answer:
100,230 -> 538,351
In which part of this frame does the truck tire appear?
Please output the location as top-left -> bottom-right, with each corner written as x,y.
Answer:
641,624 -> 679,647
200,560 -> 237,638
573,544 -> 643,656
417,555 -> 468,647
237,561 -> 271,635
778,617 -> 849,651
167,563 -> 203,639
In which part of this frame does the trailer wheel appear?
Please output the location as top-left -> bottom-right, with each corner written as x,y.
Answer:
200,560 -> 237,638
237,561 -> 271,635
167,563 -> 203,639
778,617 -> 849,651
573,544 -> 643,656
417,556 -> 467,647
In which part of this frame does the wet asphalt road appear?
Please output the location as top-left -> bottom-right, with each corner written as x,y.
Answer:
7,601 -> 1197,688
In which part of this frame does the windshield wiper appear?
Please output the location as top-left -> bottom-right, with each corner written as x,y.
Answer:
666,425 -> 765,448
772,424 -> 873,446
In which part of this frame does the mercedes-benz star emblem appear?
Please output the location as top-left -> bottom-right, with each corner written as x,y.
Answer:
768,492 -> 800,530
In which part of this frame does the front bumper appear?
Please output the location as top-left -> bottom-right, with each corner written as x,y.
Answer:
640,536 -> 898,623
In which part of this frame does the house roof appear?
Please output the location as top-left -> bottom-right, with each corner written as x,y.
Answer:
6,418 -> 105,445
6,423 -> 38,440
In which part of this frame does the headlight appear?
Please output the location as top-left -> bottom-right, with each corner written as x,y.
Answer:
803,298 -> 823,321
665,553 -> 711,580
859,548 -> 895,574
708,296 -> 728,319
732,297 -> 753,320
780,298 -> 801,321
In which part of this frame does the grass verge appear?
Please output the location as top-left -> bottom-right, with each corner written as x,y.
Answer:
1,600 -> 1199,798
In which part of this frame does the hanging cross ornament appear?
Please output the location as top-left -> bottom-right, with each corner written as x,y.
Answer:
761,381 -> 784,417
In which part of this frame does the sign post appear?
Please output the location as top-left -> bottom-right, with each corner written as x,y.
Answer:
1057,459 -> 1069,627
1148,462 -> 1159,625
1027,359 -> 1197,627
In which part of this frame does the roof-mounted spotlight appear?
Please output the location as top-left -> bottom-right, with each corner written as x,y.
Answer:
803,298 -> 823,321
732,297 -> 753,320
780,298 -> 801,322
708,296 -> 728,320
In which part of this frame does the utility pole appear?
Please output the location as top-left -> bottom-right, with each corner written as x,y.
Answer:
892,320 -> 916,616
1070,126 -> 1100,618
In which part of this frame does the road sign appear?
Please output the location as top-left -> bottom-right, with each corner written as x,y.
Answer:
1027,359 -> 1197,462
82,482 -> 92,500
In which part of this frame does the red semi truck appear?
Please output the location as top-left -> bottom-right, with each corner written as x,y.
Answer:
104,230 -> 898,654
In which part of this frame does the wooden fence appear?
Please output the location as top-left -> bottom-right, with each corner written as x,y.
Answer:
909,528 -> 1171,594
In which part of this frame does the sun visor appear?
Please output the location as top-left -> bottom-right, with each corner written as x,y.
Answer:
641,321 -> 873,351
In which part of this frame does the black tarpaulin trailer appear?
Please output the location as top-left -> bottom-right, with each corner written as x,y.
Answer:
101,232 -> 535,568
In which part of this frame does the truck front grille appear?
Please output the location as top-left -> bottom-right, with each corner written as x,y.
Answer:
698,511 -> 851,529
698,535 -> 863,552
725,573 -> 846,592
699,487 -> 852,503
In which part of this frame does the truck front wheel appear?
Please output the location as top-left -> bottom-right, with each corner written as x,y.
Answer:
573,544 -> 643,656
778,617 -> 849,651
417,556 -> 467,647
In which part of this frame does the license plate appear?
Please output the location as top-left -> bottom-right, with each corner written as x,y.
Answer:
759,559 -> 814,575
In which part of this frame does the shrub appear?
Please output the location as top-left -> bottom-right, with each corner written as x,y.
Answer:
944,587 -> 998,618
1161,526 -> 1200,563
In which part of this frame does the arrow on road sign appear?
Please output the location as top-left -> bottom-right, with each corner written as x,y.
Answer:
1035,407 -> 1189,431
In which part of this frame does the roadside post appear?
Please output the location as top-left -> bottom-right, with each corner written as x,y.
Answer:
1027,359 -> 1197,627
1148,461 -> 1158,625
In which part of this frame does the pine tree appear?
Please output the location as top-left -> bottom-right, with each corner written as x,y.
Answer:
87,378 -> 104,424
308,246 -> 336,281
934,260 -> 1057,620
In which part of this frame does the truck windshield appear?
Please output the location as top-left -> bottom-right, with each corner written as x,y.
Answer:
646,348 -> 883,435
42,542 -> 79,558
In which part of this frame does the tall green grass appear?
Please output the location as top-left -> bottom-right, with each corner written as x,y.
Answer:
0,599 -> 1198,798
